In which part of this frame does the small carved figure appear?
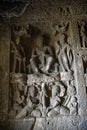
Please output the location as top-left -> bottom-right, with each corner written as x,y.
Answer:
47,82 -> 69,117
16,86 -> 25,107
16,84 -> 40,119
68,80 -> 76,96
68,97 -> 78,115
52,22 -> 72,74
79,21 -> 87,48
60,7 -> 72,16
39,82 -> 48,116
58,40 -> 73,72
9,74 -> 27,116
11,41 -> 26,73
52,22 -> 69,36
11,25 -> 27,73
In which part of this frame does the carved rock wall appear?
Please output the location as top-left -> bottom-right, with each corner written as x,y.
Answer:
0,0 -> 87,130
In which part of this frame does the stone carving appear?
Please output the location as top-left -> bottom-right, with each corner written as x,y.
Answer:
14,81 -> 69,118
11,41 -> 26,73
10,23 -> 78,118
29,43 -> 53,74
52,22 -> 73,72
58,44 -> 73,72
47,82 -> 70,117
52,22 -> 69,36
68,97 -> 78,115
78,21 -> 87,48
67,80 -> 78,115
10,25 -> 27,73
82,56 -> 87,97
60,6 -> 72,16
83,55 -> 87,74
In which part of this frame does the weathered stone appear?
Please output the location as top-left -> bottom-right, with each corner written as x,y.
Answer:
0,0 -> 87,130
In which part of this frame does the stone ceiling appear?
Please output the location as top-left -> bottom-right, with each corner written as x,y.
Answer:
0,0 -> 87,18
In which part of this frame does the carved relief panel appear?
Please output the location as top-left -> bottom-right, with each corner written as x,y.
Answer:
9,21 -> 78,119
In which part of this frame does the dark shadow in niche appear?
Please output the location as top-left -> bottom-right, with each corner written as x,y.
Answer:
42,33 -> 51,46
78,22 -> 83,47
0,1 -> 29,17
82,56 -> 87,95
10,24 -> 52,74
83,58 -> 87,74
21,24 -> 42,60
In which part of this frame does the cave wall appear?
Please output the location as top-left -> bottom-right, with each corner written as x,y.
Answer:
0,0 -> 87,130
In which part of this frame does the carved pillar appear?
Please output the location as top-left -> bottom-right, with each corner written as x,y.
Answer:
0,23 -> 10,119
71,20 -> 86,115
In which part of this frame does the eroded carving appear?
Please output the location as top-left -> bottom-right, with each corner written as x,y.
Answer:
47,82 -> 70,117
60,6 -> 72,16
9,23 -> 78,118
78,20 -> 87,48
29,42 -> 54,74
82,55 -> 87,96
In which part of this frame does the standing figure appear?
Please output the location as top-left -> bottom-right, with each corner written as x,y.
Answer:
58,35 -> 73,72
39,83 -> 48,116
11,40 -> 26,73
79,21 -> 87,48
11,25 -> 26,73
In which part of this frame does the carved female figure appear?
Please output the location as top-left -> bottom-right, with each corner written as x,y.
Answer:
58,37 -> 73,72
79,21 -> 87,48
11,25 -> 26,73
47,82 -> 69,117
11,40 -> 26,73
